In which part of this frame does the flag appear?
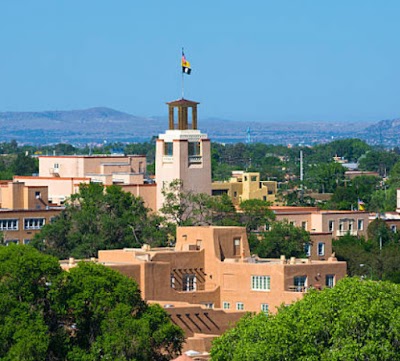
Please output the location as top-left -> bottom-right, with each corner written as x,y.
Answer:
181,50 -> 191,74
358,199 -> 365,211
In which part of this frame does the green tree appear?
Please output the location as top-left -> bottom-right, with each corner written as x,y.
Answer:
33,183 -> 169,259
239,199 -> 275,232
251,220 -> 310,258
0,246 -> 184,360
358,150 -> 399,176
211,277 -> 400,361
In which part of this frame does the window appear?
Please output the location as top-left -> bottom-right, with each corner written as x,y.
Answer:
289,221 -> 296,226
35,191 -> 41,199
234,238 -> 241,256
54,163 -> 59,169
391,225 -> 397,233
358,219 -> 364,231
223,302 -> 230,310
23,239 -> 30,245
326,274 -> 335,288
251,176 -> 257,182
233,191 -> 237,198
203,303 -> 214,309
6,240 -> 19,246
236,302 -> 244,311
170,273 -> 175,289
301,221 -> 307,230
24,218 -> 45,230
304,243 -> 311,257
251,275 -> 271,291
349,221 -> 354,231
260,303 -> 269,314
293,276 -> 307,292
164,142 -> 173,156
0,219 -> 18,231
318,242 -> 325,256
188,142 -> 201,156
339,222 -> 344,232
182,274 -> 196,291
328,220 -> 334,232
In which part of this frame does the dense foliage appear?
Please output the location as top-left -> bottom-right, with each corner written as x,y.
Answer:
333,219 -> 400,283
249,220 -> 310,259
0,246 -> 183,360
211,277 -> 400,360
32,183 -> 172,259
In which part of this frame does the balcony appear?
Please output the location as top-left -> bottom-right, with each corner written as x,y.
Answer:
188,155 -> 202,164
287,285 -> 307,293
336,229 -> 357,237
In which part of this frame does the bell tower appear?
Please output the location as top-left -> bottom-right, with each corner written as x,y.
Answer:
155,98 -> 211,210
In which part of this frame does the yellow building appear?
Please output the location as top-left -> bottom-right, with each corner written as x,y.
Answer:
212,171 -> 277,205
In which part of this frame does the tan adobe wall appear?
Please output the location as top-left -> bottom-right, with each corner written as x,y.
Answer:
309,233 -> 333,260
120,184 -> 157,211
14,176 -> 90,205
218,258 -> 346,313
39,157 -> 84,177
275,213 -> 313,231
39,155 -> 146,179
23,186 -> 49,209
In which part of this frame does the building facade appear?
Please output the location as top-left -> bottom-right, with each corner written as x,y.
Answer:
212,171 -> 277,206
155,99 -> 212,210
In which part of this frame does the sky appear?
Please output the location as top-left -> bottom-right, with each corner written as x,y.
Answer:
0,1 -> 399,123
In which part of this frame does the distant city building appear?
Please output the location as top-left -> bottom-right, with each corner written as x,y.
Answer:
212,171 -> 277,206
0,180 -> 62,244
271,206 -> 369,240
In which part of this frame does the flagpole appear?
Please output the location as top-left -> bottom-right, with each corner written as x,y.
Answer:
181,47 -> 184,99
182,71 -> 184,99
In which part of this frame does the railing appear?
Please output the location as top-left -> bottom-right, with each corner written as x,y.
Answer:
188,155 -> 202,164
336,229 -> 357,237
287,285 -> 307,292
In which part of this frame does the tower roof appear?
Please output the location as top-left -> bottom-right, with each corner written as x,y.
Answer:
166,98 -> 200,106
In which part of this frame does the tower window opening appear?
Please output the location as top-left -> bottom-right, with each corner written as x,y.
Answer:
164,142 -> 173,156
188,142 -> 201,157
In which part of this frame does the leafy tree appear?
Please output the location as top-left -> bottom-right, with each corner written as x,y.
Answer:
0,246 -> 184,360
209,194 -> 240,226
358,150 -> 399,176
211,277 -> 400,361
33,183 -> 169,259
239,199 -> 275,232
160,179 -> 213,226
251,220 -> 310,258
305,162 -> 346,194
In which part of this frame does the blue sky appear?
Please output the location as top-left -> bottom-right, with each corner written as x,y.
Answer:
0,1 -> 399,123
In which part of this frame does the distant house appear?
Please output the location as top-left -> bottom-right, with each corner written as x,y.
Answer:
212,171 -> 277,206
0,180 -> 62,244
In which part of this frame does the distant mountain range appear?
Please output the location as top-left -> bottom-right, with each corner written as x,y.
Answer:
0,107 -> 396,146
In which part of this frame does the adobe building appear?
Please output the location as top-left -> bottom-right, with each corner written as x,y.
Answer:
271,206 -> 370,239
14,154 -> 157,209
0,180 -> 62,244
155,99 -> 212,210
79,225 -> 346,353
212,171 -> 277,206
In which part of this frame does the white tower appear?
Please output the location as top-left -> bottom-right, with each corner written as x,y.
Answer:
155,98 -> 211,211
